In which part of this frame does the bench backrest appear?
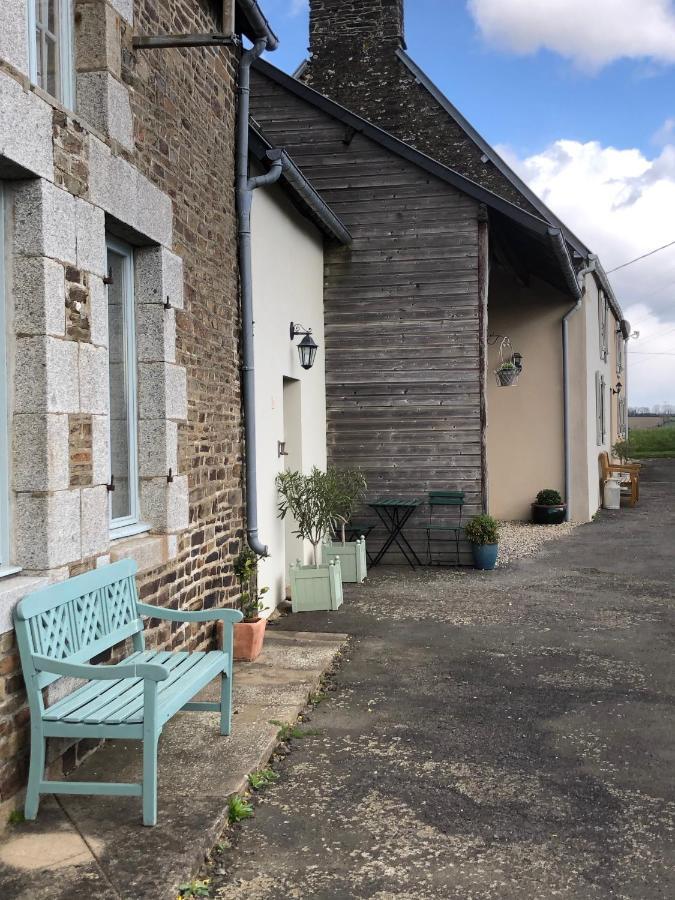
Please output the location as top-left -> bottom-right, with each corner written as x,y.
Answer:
14,560 -> 144,690
599,452 -> 610,478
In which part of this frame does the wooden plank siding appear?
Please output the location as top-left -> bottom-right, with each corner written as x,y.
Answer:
252,71 -> 483,561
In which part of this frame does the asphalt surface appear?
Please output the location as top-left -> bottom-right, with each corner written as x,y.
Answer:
210,460 -> 675,899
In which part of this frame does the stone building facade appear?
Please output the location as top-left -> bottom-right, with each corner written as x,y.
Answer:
0,0 -> 255,812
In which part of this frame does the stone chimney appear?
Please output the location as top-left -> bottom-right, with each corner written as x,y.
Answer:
303,0 -> 405,107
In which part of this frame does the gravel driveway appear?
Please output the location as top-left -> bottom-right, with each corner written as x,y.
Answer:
208,460 -> 675,899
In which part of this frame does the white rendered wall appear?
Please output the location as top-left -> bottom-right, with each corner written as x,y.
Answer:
582,273 -> 614,518
251,183 -> 327,609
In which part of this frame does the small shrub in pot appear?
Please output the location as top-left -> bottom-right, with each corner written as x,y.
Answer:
532,488 -> 566,525
231,548 -> 269,661
464,514 -> 500,570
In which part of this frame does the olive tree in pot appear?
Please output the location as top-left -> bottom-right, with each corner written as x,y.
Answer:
276,468 -> 343,613
231,548 -> 270,662
532,488 -> 567,525
322,468 -> 368,584
465,515 -> 500,570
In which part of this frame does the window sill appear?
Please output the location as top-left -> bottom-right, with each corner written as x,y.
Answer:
109,531 -> 179,575
0,573 -> 50,635
0,565 -> 23,580
110,522 -> 153,542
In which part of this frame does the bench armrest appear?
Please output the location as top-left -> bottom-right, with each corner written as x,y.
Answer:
136,603 -> 244,626
32,655 -> 170,682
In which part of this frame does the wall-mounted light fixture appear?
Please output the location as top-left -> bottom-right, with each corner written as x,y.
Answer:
512,351 -> 524,373
290,322 -> 318,371
612,380 -> 623,395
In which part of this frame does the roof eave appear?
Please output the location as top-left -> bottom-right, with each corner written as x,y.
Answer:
236,0 -> 279,50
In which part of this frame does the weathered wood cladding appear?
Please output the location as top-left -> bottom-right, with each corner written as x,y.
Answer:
251,71 -> 483,556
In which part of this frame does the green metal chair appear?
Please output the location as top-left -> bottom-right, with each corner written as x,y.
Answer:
426,491 -> 465,566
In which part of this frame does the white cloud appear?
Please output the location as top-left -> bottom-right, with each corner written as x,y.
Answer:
497,136 -> 675,406
468,0 -> 675,70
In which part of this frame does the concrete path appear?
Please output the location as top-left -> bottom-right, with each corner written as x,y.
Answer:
210,460 -> 675,899
0,631 -> 346,900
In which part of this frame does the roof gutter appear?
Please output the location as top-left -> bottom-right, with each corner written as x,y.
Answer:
264,148 -> 352,244
237,0 -> 279,50
548,228 -> 584,523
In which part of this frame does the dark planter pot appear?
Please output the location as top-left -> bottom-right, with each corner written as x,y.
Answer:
532,503 -> 567,525
496,367 -> 519,387
471,543 -> 499,571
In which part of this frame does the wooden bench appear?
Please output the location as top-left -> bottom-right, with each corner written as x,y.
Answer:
14,559 -> 242,826
600,451 -> 640,507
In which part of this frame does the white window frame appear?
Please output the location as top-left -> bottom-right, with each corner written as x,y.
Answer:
616,328 -> 624,374
27,0 -> 75,108
106,236 -> 146,540
598,292 -> 609,361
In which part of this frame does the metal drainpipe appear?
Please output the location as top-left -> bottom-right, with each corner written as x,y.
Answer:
237,37 -> 282,556
562,256 -> 596,521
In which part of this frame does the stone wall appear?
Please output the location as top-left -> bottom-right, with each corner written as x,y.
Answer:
302,0 -> 538,213
0,0 -> 244,812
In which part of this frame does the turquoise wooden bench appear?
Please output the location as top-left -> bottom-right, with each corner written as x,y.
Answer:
13,559 -> 243,826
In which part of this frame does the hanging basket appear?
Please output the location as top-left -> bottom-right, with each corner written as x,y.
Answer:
496,366 -> 519,387
494,336 -> 521,387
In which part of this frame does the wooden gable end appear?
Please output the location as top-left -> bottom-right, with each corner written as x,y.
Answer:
251,71 -> 484,548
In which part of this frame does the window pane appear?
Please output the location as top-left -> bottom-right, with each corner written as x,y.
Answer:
34,0 -> 66,103
107,248 -> 133,523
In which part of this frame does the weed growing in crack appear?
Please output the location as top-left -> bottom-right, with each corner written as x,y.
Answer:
177,878 -> 211,898
228,795 -> 254,824
248,768 -> 280,791
270,719 -> 322,741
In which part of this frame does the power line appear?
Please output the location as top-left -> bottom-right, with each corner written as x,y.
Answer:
629,351 -> 675,356
606,239 -> 675,274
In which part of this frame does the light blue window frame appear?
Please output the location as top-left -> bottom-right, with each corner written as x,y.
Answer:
27,0 -> 75,109
106,236 -> 144,539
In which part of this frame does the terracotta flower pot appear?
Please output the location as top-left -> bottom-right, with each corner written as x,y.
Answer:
233,617 -> 267,662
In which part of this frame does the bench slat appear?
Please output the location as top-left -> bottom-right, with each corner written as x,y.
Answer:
44,650 -> 147,719
111,653 -> 212,725
46,651 -> 175,723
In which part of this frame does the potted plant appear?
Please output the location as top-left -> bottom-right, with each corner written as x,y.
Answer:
276,468 -> 344,613
612,439 -> 635,465
231,548 -> 270,662
496,360 -> 519,387
323,467 -> 368,583
532,489 -> 567,525
464,514 -> 500,570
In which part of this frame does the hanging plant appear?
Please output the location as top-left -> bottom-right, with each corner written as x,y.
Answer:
494,336 -> 521,387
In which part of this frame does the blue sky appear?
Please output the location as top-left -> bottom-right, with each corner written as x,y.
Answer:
263,0 -> 675,159
259,0 -> 675,407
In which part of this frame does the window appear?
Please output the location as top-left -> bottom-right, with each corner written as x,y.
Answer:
596,371 -> 606,446
618,396 -> 627,438
598,291 -> 609,361
28,0 -> 74,107
106,237 -> 142,536
0,186 -> 11,570
616,328 -> 624,374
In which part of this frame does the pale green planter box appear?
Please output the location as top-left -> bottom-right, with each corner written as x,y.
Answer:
289,558 -> 343,613
323,538 -> 367,583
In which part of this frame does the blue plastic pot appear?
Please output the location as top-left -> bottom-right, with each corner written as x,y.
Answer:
471,543 -> 498,571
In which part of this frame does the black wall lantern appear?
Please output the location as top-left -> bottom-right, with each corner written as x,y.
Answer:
612,380 -> 623,396
290,322 -> 318,371
512,352 -> 524,373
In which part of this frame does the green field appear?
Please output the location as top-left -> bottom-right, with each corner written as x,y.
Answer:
628,425 -> 675,459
